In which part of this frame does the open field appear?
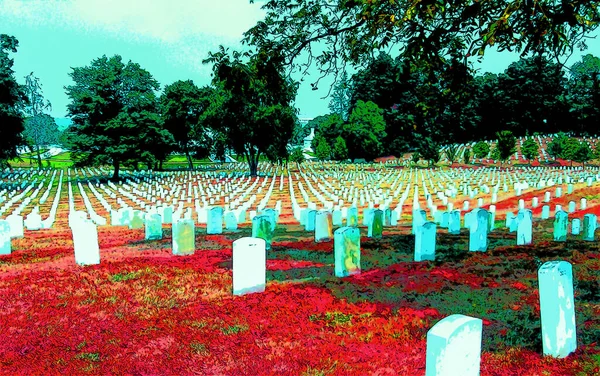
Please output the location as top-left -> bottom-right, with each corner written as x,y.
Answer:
0,163 -> 598,375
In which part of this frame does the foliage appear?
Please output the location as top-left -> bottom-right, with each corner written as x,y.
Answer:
493,56 -> 569,136
411,152 -> 420,165
472,141 -> 490,159
289,147 -> 305,165
573,141 -> 594,166
444,144 -> 459,165
328,71 -> 352,121
160,80 -> 213,169
243,0 -> 600,91
546,132 -> 569,159
65,55 -> 170,179
0,34 -> 26,166
312,114 -> 344,150
567,54 -> 600,136
202,47 -> 298,176
417,137 -> 440,166
463,148 -> 470,164
332,136 -> 348,161
314,135 -> 331,161
495,130 -> 517,163
345,100 -> 386,161
521,138 -> 540,162
22,72 -> 56,168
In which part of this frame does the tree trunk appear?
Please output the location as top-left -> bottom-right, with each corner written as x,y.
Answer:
35,144 -> 43,169
112,160 -> 120,181
246,151 -> 259,177
185,147 -> 194,170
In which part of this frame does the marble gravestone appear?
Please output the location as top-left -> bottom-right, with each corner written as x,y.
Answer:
207,207 -> 224,235
425,314 -> 482,376
469,209 -> 489,252
232,237 -> 266,296
553,210 -> 568,242
144,213 -> 163,240
368,209 -> 383,239
252,215 -> 274,250
72,220 -> 100,265
538,261 -> 577,359
346,207 -> 359,227
172,219 -> 195,256
0,220 -> 11,255
415,221 -> 437,262
516,209 -> 533,246
334,226 -> 361,278
582,213 -> 597,241
315,210 -> 334,242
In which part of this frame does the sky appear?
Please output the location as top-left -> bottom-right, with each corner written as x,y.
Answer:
1,0 -> 599,121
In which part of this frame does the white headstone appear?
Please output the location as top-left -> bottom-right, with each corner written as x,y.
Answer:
425,314 -> 482,376
232,237 -> 266,295
538,261 -> 577,359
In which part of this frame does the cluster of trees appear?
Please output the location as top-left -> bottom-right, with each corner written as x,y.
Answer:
547,133 -> 597,166
1,1 -> 599,176
294,52 -> 600,161
1,34 -> 298,178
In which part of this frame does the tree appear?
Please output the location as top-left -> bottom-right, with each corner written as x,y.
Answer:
0,35 -> 26,167
417,137 -> 440,167
314,135 -> 331,161
411,152 -> 421,165
65,55 -> 165,180
22,72 -> 55,168
463,148 -> 471,164
22,114 -> 59,166
244,0 -> 599,89
328,72 -> 351,121
289,147 -> 305,167
203,47 -> 298,176
521,137 -> 540,163
495,130 -> 517,165
345,100 -> 386,160
332,136 -> 348,161
573,141 -> 593,167
160,80 -> 213,170
444,144 -> 459,166
547,133 -> 569,160
494,56 -> 569,136
473,141 -> 490,159
567,54 -> 600,136
561,136 -> 582,166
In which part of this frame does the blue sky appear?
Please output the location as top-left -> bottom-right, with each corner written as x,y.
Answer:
2,0 -> 598,120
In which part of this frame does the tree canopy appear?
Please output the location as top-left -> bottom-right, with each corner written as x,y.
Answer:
244,0 -> 600,89
0,34 -> 26,166
202,47 -> 298,176
22,72 -> 56,168
160,80 -> 213,170
65,55 -> 171,179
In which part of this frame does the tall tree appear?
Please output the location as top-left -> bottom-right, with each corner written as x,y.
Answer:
244,0 -> 599,88
22,73 -> 56,168
494,56 -> 569,137
521,137 -> 540,164
65,55 -> 166,180
328,71 -> 352,121
567,54 -> 600,136
0,35 -> 26,167
160,80 -> 213,170
203,47 -> 298,176
345,100 -> 386,160
496,130 -> 517,165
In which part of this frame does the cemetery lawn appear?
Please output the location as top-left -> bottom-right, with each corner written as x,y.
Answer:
0,223 -> 598,375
